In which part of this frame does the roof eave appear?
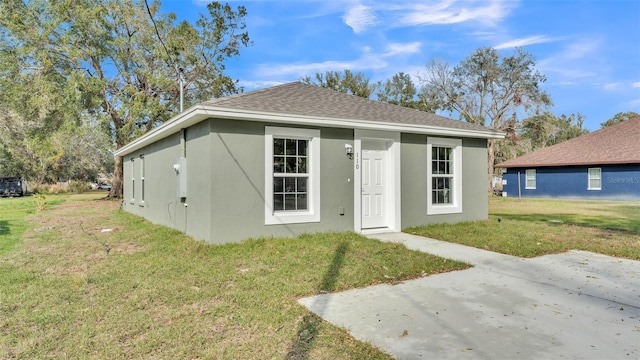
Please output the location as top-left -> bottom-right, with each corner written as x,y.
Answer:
114,105 -> 505,156
498,160 -> 640,168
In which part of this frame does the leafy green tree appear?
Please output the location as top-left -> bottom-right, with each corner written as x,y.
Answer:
302,70 -> 377,98
0,108 -> 113,183
420,47 -> 552,194
376,72 -> 436,112
600,111 -> 640,128
521,112 -> 589,151
0,0 -> 250,197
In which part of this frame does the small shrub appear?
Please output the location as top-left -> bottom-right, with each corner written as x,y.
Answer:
30,183 -> 48,194
32,193 -> 47,211
48,184 -> 63,194
69,181 -> 89,194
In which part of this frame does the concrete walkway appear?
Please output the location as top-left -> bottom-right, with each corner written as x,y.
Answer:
298,233 -> 640,359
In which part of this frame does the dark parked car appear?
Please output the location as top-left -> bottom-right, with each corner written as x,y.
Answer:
0,177 -> 25,197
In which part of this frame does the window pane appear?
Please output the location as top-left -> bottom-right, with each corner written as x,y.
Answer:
274,157 -> 285,173
285,177 -> 296,192
297,194 -> 307,210
439,147 -> 447,161
297,177 -> 307,192
286,157 -> 296,173
432,177 -> 452,204
526,170 -> 536,188
298,157 -> 307,173
284,194 -> 296,210
286,139 -> 297,155
298,140 -> 307,156
274,177 -> 284,193
274,139 -> 285,155
438,161 -> 447,174
273,194 -> 284,211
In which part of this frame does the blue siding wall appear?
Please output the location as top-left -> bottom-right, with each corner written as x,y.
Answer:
501,164 -> 640,200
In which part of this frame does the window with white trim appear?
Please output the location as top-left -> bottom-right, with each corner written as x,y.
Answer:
140,155 -> 145,205
265,127 -> 320,225
130,157 -> 135,204
525,169 -> 536,189
427,137 -> 462,215
588,168 -> 601,190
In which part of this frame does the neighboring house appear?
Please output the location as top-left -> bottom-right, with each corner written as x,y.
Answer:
114,82 -> 504,244
497,117 -> 640,200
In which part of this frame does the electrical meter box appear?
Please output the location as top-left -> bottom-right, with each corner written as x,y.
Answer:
174,157 -> 187,198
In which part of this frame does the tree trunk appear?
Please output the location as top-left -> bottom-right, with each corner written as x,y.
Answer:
109,155 -> 123,198
487,139 -> 496,196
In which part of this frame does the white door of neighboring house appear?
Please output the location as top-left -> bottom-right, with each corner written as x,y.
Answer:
361,141 -> 388,229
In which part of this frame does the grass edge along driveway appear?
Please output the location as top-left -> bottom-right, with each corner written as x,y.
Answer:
0,193 -> 468,359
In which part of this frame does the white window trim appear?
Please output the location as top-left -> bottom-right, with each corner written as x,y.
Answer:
130,157 -> 136,204
427,137 -> 462,215
588,167 -> 601,190
139,155 -> 145,206
265,126 -> 320,225
525,169 -> 536,189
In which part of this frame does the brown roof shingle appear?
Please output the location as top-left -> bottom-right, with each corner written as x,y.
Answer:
203,82 -> 494,133
497,117 -> 640,168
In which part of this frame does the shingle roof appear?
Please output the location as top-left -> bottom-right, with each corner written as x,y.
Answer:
497,117 -> 640,168
203,82 -> 493,133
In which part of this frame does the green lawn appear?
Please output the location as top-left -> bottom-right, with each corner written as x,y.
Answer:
0,194 -> 68,255
406,197 -> 640,259
0,193 -> 468,359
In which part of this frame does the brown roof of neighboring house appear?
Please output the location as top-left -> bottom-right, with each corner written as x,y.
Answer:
203,82 -> 493,133
497,116 -> 640,168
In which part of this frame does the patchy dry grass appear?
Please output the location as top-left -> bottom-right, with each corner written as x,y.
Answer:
406,197 -> 640,259
0,193 -> 468,359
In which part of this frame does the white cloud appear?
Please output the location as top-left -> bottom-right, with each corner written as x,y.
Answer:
254,39 -> 424,79
397,0 -> 515,27
625,98 -> 640,109
537,38 -> 601,79
632,82 -> 640,88
255,55 -> 388,78
239,80 -> 286,90
343,4 -> 377,34
562,39 -> 601,60
603,82 -> 623,91
382,42 -> 422,57
494,35 -> 557,50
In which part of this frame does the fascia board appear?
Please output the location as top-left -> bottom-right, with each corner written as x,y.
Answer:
115,105 -> 505,156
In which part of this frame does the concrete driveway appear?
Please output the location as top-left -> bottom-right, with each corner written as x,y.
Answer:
298,233 -> 640,359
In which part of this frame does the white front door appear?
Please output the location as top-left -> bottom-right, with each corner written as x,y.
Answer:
361,141 -> 388,229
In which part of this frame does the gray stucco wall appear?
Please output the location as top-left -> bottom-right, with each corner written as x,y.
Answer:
400,134 -> 488,228
208,120 -> 354,244
121,120 -> 213,242
121,117 -> 490,244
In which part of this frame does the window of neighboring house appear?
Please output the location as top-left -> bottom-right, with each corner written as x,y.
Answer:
525,169 -> 536,189
140,155 -> 145,205
427,137 -> 462,215
265,127 -> 320,225
130,157 -> 135,203
588,168 -> 601,190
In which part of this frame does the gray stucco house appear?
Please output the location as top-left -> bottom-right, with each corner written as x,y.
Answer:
114,82 -> 504,244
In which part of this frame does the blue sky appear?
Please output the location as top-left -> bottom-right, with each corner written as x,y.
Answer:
164,0 -> 640,131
